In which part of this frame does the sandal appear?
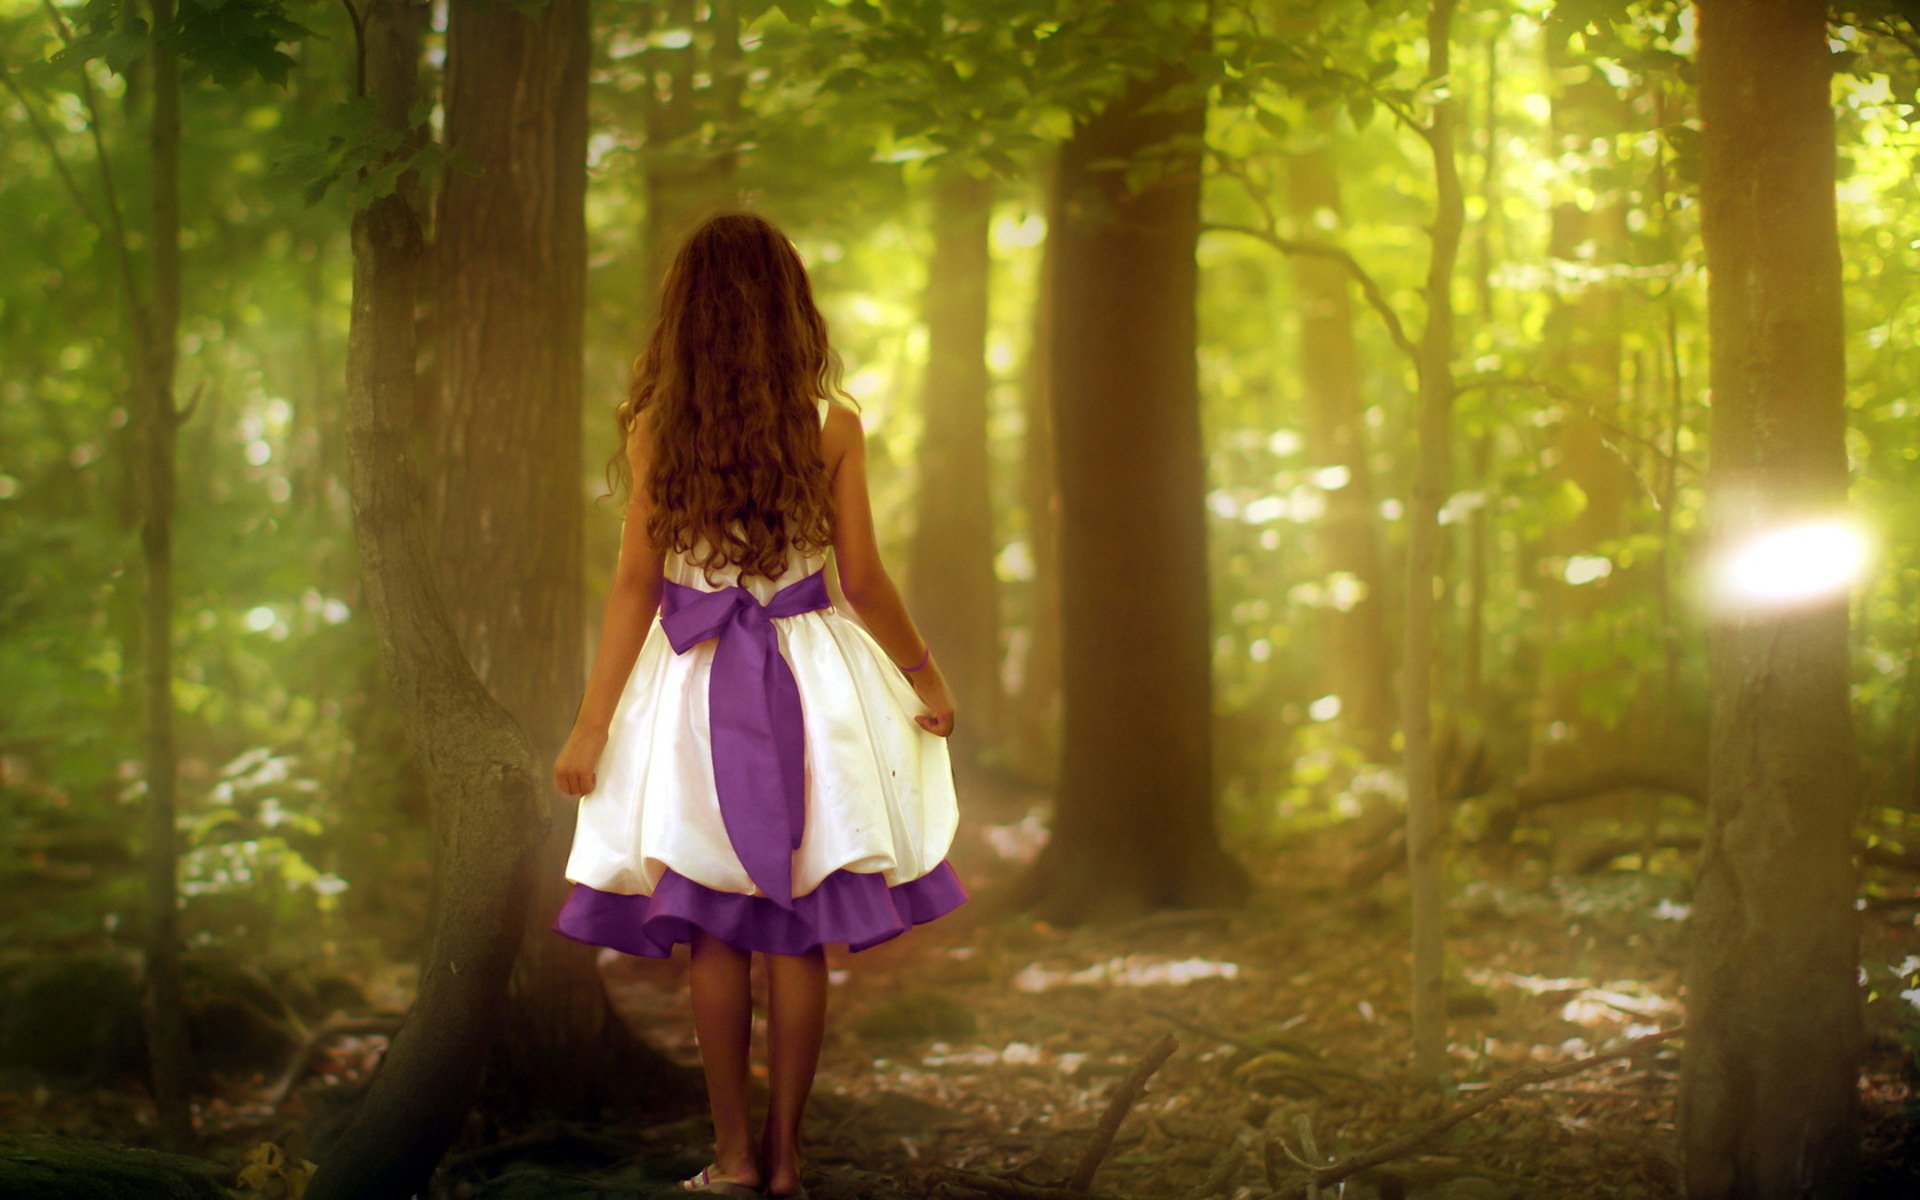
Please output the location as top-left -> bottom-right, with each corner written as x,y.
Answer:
679,1164 -> 764,1196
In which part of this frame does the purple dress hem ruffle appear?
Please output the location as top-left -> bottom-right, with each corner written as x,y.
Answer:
552,858 -> 969,958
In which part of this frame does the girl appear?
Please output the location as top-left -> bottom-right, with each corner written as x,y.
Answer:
550,211 -> 969,1199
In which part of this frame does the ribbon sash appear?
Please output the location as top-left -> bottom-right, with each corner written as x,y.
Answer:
659,567 -> 831,911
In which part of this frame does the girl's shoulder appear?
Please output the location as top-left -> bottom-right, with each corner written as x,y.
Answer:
820,395 -> 864,431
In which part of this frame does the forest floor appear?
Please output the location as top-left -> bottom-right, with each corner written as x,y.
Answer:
6,767 -> 1919,1199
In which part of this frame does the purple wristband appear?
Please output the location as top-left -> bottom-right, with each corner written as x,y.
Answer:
901,645 -> 931,674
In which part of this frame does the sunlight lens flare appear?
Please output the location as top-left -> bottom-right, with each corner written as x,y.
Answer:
1711,519 -> 1869,611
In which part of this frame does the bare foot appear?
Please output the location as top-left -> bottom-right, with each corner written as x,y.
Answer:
759,1138 -> 806,1196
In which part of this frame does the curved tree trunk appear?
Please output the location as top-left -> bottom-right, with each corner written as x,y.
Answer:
1011,43 -> 1250,923
908,167 -> 1002,768
1679,0 -> 1862,1193
307,3 -> 546,1195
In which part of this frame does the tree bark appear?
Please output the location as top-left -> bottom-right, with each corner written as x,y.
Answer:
1679,0 -> 1863,1194
136,0 -> 194,1150
428,0 -> 655,1118
1008,162 -> 1063,786
306,3 -> 547,1194
1009,46 -> 1250,922
1401,0 -> 1466,1081
908,167 -> 1002,767
1284,134 -> 1395,759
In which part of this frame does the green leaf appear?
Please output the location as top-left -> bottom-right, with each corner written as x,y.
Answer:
775,0 -> 816,26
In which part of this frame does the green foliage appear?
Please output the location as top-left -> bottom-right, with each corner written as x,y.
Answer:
19,0 -> 312,88
3,0 -> 1919,991
270,96 -> 478,207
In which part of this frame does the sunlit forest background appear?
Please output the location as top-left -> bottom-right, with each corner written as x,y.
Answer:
3,0 -> 1919,1196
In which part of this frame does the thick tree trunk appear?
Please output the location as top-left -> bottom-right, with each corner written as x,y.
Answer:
1284,136 -> 1395,759
306,4 -> 547,1195
427,0 -> 656,1118
1402,0 -> 1466,1081
908,168 -> 1002,766
1679,0 -> 1862,1193
1009,49 -> 1250,923
136,0 -> 193,1150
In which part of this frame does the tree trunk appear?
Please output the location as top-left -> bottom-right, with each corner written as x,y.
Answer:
1009,48 -> 1250,923
136,0 -> 194,1150
1008,163 -> 1063,786
1679,0 -> 1862,1193
428,0 -> 663,1118
1461,32 -> 1503,722
1530,21 -> 1636,776
306,4 -> 547,1195
1401,0 -> 1466,1081
908,167 -> 1002,767
1284,135 -> 1395,759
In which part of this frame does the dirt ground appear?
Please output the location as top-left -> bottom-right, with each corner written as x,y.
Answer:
7,767 -> 1918,1199
508,770 -> 1920,1198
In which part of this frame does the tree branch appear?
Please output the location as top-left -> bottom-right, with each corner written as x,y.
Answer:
1202,221 -> 1419,364
1068,1031 -> 1179,1191
38,0 -> 150,359
0,67 -> 106,233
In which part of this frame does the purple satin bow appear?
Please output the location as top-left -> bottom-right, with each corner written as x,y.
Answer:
659,568 -> 831,911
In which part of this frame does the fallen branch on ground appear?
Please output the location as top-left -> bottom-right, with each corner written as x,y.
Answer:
1069,1031 -> 1180,1190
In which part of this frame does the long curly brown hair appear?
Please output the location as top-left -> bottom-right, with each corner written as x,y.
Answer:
603,212 -> 855,584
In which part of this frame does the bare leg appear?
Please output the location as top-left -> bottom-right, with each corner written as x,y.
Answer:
685,929 -> 762,1191
761,944 -> 828,1196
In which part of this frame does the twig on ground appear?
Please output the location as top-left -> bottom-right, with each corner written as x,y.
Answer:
1180,1136 -> 1246,1200
924,1032 -> 1178,1199
1068,1031 -> 1180,1191
1138,1006 -> 1268,1056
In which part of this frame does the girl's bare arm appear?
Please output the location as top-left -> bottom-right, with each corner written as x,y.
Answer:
556,417 -> 666,793
824,400 -> 955,736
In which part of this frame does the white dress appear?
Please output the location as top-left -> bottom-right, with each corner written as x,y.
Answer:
553,395 -> 968,957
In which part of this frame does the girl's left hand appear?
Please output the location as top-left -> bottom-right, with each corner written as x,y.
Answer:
555,726 -> 609,796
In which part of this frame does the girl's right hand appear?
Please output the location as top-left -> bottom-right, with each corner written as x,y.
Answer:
555,725 -> 609,796
907,661 -> 956,738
